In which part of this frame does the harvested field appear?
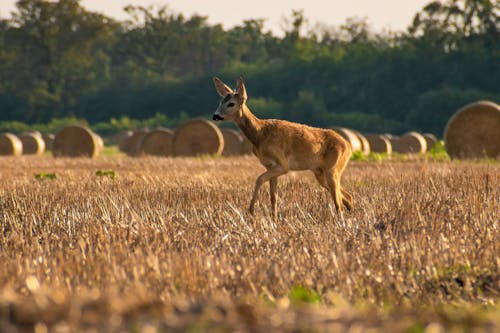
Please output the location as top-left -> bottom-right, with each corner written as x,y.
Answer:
0,156 -> 498,332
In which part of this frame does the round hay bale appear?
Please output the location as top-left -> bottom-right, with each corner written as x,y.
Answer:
332,127 -> 362,153
241,135 -> 254,155
173,120 -> 224,156
423,133 -> 438,150
52,125 -> 101,158
388,137 -> 399,150
117,131 -> 133,152
221,128 -> 244,156
120,131 -> 148,156
365,134 -> 392,154
444,101 -> 500,159
0,133 -> 23,156
139,129 -> 174,157
19,133 -> 45,155
392,132 -> 427,154
381,133 -> 399,149
30,131 -> 42,138
351,129 -> 370,155
93,133 -> 104,154
42,133 -> 55,151
382,133 -> 398,140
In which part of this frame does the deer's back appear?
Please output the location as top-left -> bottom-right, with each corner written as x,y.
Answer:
254,119 -> 350,170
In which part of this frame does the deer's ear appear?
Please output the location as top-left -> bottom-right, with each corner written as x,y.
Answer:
236,76 -> 247,101
213,77 -> 233,97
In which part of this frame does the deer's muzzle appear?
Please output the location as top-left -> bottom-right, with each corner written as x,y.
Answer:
213,114 -> 224,121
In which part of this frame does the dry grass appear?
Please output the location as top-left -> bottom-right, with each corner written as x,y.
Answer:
0,156 -> 499,332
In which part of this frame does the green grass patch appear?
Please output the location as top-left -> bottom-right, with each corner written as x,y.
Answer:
288,286 -> 321,305
35,172 -> 56,180
96,170 -> 116,179
426,141 -> 450,161
100,145 -> 124,157
350,150 -> 365,161
367,152 -> 390,161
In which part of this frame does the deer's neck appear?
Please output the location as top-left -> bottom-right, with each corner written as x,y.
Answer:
236,105 -> 262,146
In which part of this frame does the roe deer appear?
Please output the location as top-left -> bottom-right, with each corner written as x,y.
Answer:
212,77 -> 353,219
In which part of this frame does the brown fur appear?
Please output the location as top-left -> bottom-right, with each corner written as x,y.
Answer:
213,77 -> 353,219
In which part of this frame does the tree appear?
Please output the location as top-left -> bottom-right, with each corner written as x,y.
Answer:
118,5 -> 233,77
405,86 -> 498,134
227,19 -> 269,64
0,0 -> 497,135
409,0 -> 499,38
4,0 -> 118,121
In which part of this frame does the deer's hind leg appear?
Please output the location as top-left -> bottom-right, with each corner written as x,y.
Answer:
269,177 -> 278,220
313,168 -> 328,189
341,189 -> 353,211
325,169 -> 344,214
314,168 -> 352,211
338,149 -> 354,212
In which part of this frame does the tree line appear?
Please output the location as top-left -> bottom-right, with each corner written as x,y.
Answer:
0,0 -> 498,135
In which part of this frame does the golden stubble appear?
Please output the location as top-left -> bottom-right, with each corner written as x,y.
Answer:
0,155 -> 498,331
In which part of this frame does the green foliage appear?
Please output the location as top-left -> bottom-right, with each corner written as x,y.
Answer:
0,0 -> 498,135
100,146 -> 122,157
367,152 -> 390,162
406,87 -> 499,135
92,113 -> 183,136
0,120 -> 31,134
329,113 -> 406,133
406,323 -> 426,333
247,97 -> 284,119
0,117 -> 87,135
35,173 -> 57,180
92,117 -> 143,136
288,286 -> 321,305
350,151 -> 365,161
426,140 -> 450,161
1,0 -> 119,122
96,170 -> 116,179
289,90 -> 329,127
0,114 -> 190,137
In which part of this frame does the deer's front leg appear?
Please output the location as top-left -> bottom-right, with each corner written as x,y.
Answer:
249,166 -> 286,215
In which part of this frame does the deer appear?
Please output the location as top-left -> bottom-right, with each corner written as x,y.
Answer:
212,76 -> 353,219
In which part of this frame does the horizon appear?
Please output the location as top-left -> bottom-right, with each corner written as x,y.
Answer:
0,0 -> 430,34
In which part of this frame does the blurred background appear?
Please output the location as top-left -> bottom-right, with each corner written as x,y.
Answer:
0,0 -> 498,137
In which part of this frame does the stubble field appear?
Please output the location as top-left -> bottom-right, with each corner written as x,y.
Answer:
0,155 -> 499,332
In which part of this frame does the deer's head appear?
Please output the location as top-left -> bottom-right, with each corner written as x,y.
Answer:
212,77 -> 247,122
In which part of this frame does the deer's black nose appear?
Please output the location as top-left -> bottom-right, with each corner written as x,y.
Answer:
213,114 -> 224,121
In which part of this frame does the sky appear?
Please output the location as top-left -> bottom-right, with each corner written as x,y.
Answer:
0,0 -> 430,34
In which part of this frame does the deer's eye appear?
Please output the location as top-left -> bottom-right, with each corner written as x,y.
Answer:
227,102 -> 235,107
